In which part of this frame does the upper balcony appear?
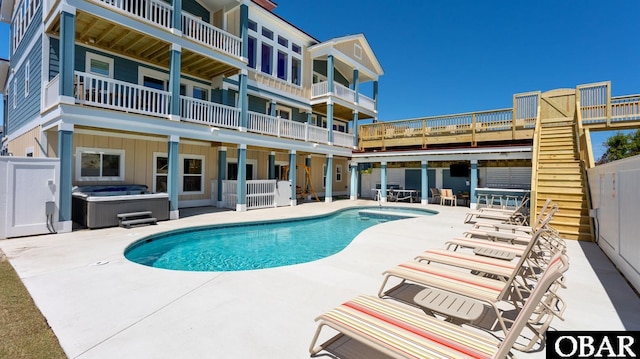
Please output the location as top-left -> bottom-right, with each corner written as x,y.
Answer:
43,71 -> 355,149
44,0 -> 243,80
311,81 -> 376,117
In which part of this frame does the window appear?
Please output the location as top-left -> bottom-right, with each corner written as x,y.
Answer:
291,57 -> 301,85
261,43 -> 272,74
262,27 -> 273,40
153,154 -> 168,193
24,61 -> 29,97
227,162 -> 254,180
336,164 -> 342,182
193,86 -> 208,100
248,36 -> 257,68
248,19 -> 257,32
354,43 -> 363,60
275,106 -> 290,120
86,53 -> 114,78
182,156 -> 204,193
143,76 -> 165,90
277,51 -> 287,80
292,43 -> 301,55
25,147 -> 34,157
322,164 -> 327,188
76,148 -> 125,181
277,35 -> 288,47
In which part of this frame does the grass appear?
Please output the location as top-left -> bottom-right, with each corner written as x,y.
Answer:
0,250 -> 67,359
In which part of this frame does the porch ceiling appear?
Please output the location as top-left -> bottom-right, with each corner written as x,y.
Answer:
312,102 -> 373,121
48,11 -> 239,79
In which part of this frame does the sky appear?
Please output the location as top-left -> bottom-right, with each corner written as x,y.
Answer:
2,0 -> 640,158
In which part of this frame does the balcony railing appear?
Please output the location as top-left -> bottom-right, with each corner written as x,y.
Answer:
62,72 -> 353,149
312,81 -> 376,112
43,74 -> 60,111
578,82 -> 640,126
181,96 -> 240,129
95,0 -> 173,29
75,71 -> 171,117
254,73 -> 306,98
182,13 -> 241,58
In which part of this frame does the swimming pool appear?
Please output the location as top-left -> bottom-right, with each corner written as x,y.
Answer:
124,206 -> 435,272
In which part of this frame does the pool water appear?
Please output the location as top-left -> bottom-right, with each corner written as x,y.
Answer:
124,206 -> 435,272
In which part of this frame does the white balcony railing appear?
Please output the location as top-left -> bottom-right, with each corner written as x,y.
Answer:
95,0 -> 173,30
308,126 -> 329,144
75,71 -> 171,117
181,96 -> 240,129
43,74 -> 60,111
182,13 -> 241,58
220,179 -> 277,210
359,94 -> 375,112
333,131 -> 355,148
255,73 -> 306,98
311,81 -> 376,112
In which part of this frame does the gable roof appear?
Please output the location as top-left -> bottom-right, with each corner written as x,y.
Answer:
308,33 -> 384,77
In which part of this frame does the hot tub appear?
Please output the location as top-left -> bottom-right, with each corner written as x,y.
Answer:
72,185 -> 169,229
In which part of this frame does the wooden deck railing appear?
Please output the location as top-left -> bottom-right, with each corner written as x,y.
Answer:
577,81 -> 640,127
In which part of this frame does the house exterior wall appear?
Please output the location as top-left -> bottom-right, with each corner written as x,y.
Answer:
7,35 -> 42,135
334,39 -> 378,75
7,125 -> 41,156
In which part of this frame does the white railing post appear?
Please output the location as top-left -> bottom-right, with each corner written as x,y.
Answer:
304,123 -> 309,142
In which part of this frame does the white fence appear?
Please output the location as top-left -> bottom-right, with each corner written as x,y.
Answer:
0,157 -> 61,239
220,179 -> 277,210
182,13 -> 241,58
181,96 -> 240,128
587,155 -> 640,292
94,0 -> 172,29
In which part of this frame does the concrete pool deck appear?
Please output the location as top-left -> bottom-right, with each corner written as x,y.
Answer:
1,200 -> 639,358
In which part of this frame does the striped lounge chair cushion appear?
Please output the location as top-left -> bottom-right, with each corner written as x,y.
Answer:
316,295 -> 499,359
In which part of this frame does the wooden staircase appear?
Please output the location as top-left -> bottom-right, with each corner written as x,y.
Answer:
532,117 -> 593,240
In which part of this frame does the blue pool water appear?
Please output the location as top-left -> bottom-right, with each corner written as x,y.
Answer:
124,206 -> 435,272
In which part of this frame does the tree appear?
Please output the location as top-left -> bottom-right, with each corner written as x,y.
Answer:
597,130 -> 640,164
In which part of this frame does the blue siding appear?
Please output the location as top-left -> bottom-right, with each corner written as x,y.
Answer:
7,37 -> 42,135
442,169 -> 470,195
49,37 -> 60,80
313,60 -> 349,87
11,6 -> 43,66
248,94 -> 267,113
183,0 -> 210,23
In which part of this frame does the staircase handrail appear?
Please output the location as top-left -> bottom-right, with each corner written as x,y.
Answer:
529,101 -> 542,225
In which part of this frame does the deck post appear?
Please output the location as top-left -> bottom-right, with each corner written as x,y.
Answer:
350,162 -> 358,200
238,3 -> 249,131
325,155 -> 333,202
352,110 -> 359,147
59,8 -> 76,103
327,55 -> 334,144
380,161 -> 387,203
353,69 -> 359,104
217,147 -> 227,207
421,160 -> 428,205
172,0 -> 182,33
269,100 -> 277,117
305,155 -> 312,197
289,150 -> 297,206
169,44 -> 181,121
167,135 -> 180,219
57,123 -> 74,233
236,144 -> 247,211
470,159 -> 478,209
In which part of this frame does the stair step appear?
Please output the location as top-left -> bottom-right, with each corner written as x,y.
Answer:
537,182 -> 583,190
117,211 -> 153,218
538,173 -> 583,181
121,217 -> 157,228
540,133 -> 574,139
539,143 -> 575,149
542,117 -> 573,123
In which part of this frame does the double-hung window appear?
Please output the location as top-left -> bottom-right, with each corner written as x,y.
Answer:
182,156 -> 204,194
76,148 -> 124,181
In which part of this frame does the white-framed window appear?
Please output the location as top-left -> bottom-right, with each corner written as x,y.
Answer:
275,105 -> 291,120
25,146 -> 34,157
24,61 -> 29,97
153,152 -> 168,193
181,155 -> 205,194
75,147 -> 125,181
226,158 -> 257,181
86,53 -> 114,78
193,86 -> 208,100
354,43 -> 363,60
322,164 -> 327,188
249,18 -> 303,86
11,0 -> 41,52
336,164 -> 342,182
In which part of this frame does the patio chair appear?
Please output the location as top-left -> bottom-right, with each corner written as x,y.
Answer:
429,188 -> 441,204
309,252 -> 569,359
463,196 -> 530,224
440,188 -> 457,206
378,212 -> 558,335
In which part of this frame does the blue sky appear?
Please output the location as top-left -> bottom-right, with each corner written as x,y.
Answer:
2,0 -> 639,158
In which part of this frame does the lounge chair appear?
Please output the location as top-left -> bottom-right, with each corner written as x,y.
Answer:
463,197 -> 530,224
440,188 -> 457,206
378,212 -> 558,334
309,252 -> 569,359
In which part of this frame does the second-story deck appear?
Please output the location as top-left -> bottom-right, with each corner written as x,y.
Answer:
44,71 -> 356,148
359,83 -> 640,151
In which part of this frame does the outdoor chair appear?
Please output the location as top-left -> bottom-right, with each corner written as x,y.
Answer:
429,188 -> 441,204
309,252 -> 569,359
440,188 -> 456,206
